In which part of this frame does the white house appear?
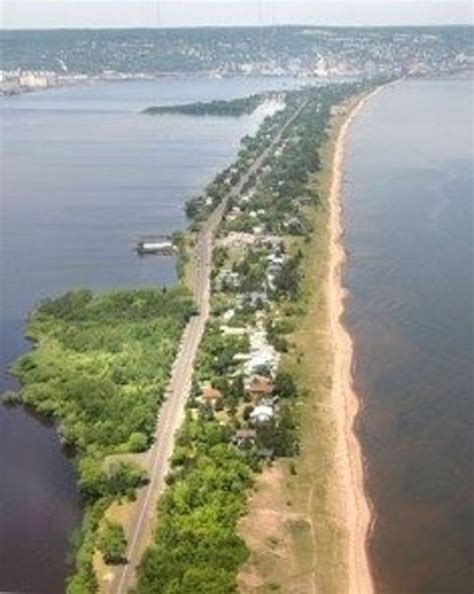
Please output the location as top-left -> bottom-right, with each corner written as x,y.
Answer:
250,404 -> 274,423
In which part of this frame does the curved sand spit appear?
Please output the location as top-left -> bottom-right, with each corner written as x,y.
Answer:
328,87 -> 386,594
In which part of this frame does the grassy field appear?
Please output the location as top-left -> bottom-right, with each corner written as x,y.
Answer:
238,106 -> 352,594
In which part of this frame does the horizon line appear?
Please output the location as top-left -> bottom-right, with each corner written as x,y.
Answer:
1,22 -> 473,32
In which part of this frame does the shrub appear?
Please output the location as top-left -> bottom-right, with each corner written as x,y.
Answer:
97,520 -> 127,564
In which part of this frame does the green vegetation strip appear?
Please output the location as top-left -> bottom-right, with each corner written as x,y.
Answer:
143,94 -> 264,117
137,418 -> 253,593
9,287 -> 194,593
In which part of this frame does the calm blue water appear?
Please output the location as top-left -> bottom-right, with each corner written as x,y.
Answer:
0,76 -> 309,593
343,78 -> 473,594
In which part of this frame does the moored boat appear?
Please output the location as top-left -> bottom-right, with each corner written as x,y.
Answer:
135,236 -> 176,255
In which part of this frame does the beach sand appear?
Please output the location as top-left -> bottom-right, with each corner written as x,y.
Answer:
328,88 -> 385,594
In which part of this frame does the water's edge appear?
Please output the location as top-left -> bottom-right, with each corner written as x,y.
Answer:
343,78 -> 473,594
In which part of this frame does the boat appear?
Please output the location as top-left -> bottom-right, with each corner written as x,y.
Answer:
134,235 -> 176,256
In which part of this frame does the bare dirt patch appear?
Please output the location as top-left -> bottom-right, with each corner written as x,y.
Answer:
238,462 -> 319,594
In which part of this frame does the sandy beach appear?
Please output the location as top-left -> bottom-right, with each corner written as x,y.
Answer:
328,88 -> 385,594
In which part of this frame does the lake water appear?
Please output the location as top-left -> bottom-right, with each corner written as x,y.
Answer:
0,76 -> 311,593
4,75 -> 469,594
343,78 -> 473,594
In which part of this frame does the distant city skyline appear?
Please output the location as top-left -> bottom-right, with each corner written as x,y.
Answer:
1,0 -> 473,29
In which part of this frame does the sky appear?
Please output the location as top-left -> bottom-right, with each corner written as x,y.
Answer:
1,0 -> 472,29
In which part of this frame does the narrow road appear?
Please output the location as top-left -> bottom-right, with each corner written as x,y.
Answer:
109,99 -> 307,594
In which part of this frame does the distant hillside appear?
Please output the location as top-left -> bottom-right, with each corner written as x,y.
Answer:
0,26 -> 472,76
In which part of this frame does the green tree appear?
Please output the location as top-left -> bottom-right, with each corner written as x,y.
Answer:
274,371 -> 297,399
127,432 -> 148,452
98,520 -> 127,564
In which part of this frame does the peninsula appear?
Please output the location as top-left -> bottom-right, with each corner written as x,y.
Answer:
129,82 -> 384,593
6,81 -> 384,594
2,21 -> 473,594
143,94 -> 265,117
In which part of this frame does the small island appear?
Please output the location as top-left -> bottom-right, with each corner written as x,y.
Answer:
143,94 -> 264,117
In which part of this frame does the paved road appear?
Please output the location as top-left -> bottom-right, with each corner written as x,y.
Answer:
108,100 -> 306,594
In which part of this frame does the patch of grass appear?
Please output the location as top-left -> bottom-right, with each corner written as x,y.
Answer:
284,110 -> 350,594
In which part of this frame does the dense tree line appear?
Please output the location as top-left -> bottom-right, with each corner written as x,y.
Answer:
10,286 -> 194,592
195,322 -> 249,380
224,83 -> 367,238
143,94 -> 263,117
183,91 -> 303,225
136,417 -> 252,593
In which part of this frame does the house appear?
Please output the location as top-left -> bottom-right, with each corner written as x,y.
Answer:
200,384 -> 223,408
217,232 -> 257,249
258,396 -> 277,408
215,269 -> 240,291
250,404 -> 274,423
244,320 -> 280,377
232,428 -> 257,448
226,206 -> 242,222
257,448 -> 275,461
260,236 -> 282,249
244,347 -> 279,377
247,375 -> 274,400
267,253 -> 285,266
246,291 -> 268,309
267,262 -> 283,275
285,217 -> 304,234
222,308 -> 235,323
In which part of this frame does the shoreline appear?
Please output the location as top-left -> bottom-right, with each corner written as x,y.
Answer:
236,84 -> 389,594
328,88 -> 385,593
